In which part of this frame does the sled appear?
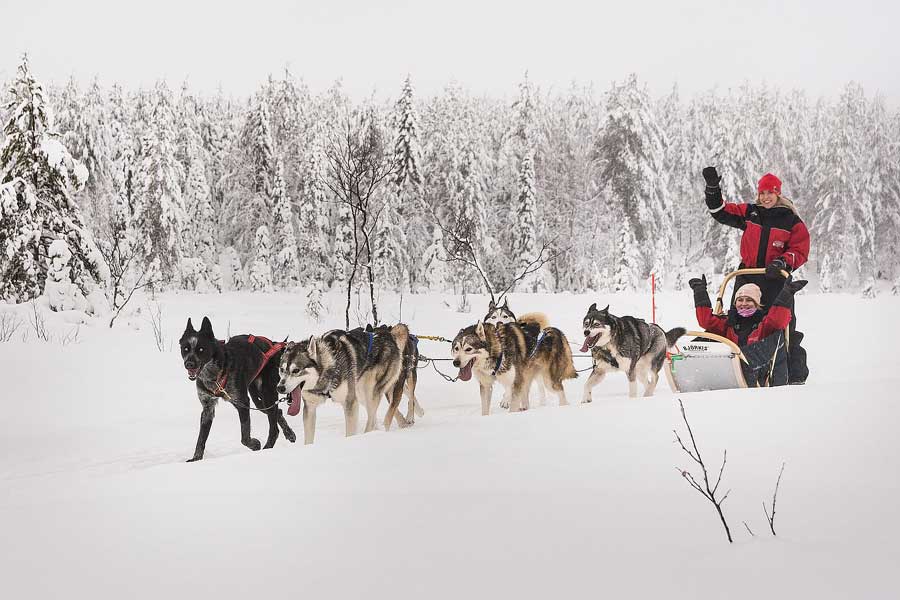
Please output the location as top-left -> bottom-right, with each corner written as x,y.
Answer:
665,268 -> 789,393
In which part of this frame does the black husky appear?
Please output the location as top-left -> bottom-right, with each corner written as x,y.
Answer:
180,317 -> 296,462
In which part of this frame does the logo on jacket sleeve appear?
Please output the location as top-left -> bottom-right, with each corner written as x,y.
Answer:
772,240 -> 785,249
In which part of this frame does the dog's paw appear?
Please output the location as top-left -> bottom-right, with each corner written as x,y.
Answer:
581,398 -> 592,404
245,438 -> 262,451
499,399 -> 510,409
186,456 -> 202,463
283,429 -> 297,443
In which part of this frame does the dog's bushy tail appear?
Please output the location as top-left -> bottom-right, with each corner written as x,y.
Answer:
390,323 -> 410,355
518,311 -> 549,330
549,327 -> 578,380
665,327 -> 687,348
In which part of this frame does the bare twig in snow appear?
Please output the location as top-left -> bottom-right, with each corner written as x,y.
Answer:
674,398 -> 734,543
147,303 -> 167,352
743,521 -> 755,537
763,462 -> 786,536
29,302 -> 51,342
0,313 -> 24,343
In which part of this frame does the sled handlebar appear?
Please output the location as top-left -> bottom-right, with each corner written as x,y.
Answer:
713,268 -> 790,315
679,330 -> 749,364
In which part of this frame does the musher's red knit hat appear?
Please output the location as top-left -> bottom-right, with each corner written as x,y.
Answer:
757,173 -> 782,194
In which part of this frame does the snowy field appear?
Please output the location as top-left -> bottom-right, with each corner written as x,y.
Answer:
1,288 -> 899,599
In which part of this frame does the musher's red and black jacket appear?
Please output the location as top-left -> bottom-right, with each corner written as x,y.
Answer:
692,287 -> 791,346
705,187 -> 810,271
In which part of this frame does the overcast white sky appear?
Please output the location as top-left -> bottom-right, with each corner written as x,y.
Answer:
2,0 -> 897,102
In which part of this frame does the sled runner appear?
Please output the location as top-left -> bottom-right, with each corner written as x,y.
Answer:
665,268 -> 788,393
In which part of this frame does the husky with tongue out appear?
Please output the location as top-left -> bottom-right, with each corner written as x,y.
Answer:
579,304 -> 685,401
179,317 -> 296,462
451,315 -> 577,416
276,326 -> 405,445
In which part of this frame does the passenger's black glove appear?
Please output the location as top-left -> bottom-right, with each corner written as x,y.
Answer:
766,257 -> 789,280
773,279 -> 808,308
702,166 -> 721,188
688,275 -> 711,308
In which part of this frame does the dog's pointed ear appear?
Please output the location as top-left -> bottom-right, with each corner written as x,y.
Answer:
502,298 -> 508,309
588,303 -> 597,313
476,320 -> 486,340
307,336 -> 318,361
365,323 -> 373,332
488,299 -> 496,310
200,317 -> 213,335
185,318 -> 196,333
286,340 -> 295,350
601,305 -> 609,314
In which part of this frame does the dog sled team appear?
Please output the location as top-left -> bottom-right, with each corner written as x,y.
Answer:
179,168 -> 811,461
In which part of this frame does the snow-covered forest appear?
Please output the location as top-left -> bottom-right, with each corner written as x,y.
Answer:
2,54 -> 899,316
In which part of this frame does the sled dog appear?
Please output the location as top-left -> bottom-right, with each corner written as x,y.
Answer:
579,303 -> 685,400
451,315 -> 577,415
366,323 -> 424,429
276,326 -> 403,444
179,317 -> 296,462
483,298 -> 552,407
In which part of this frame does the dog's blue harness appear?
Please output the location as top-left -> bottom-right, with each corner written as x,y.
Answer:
527,329 -> 549,360
365,331 -> 374,357
491,352 -> 504,376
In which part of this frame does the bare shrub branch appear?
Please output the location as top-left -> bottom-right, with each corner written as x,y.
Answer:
29,302 -> 51,342
0,313 -> 24,342
763,462 -> 786,536
147,302 -> 167,352
674,398 -> 733,543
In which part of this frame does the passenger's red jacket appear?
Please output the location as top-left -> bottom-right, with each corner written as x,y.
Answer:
695,305 -> 792,346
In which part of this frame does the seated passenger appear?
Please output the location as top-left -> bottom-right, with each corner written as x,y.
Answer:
687,276 -> 807,386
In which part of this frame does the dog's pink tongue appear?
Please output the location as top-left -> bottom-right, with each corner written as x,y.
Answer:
287,388 -> 303,416
458,360 -> 473,382
580,335 -> 597,353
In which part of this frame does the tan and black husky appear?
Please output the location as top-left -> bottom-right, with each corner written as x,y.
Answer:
451,314 -> 577,415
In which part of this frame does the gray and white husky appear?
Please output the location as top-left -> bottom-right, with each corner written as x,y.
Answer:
579,303 -> 685,400
276,326 -> 405,444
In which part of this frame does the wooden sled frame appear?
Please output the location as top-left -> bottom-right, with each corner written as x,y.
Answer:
665,268 -> 790,393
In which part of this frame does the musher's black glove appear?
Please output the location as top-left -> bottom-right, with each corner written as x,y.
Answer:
766,257 -> 789,280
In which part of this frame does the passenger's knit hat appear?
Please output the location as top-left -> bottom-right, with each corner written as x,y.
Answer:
735,283 -> 763,306
757,173 -> 782,194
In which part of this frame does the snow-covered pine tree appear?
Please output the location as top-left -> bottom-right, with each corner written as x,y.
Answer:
54,76 -> 113,224
225,246 -> 244,291
0,55 -> 107,309
226,94 -> 276,256
181,139 -> 221,291
612,216 -> 642,292
296,130 -> 331,286
133,80 -> 186,284
512,151 -> 544,292
593,74 -> 672,284
509,72 -> 547,292
249,225 -> 273,291
383,75 -> 423,290
420,224 -> 450,293
272,157 -> 300,289
811,83 -> 867,292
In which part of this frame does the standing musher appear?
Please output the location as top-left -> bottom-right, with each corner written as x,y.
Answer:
702,167 -> 810,384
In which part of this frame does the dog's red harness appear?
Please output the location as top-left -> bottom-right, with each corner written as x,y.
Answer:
211,335 -> 285,399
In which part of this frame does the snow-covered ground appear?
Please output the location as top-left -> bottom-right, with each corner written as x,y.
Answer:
1,288 -> 898,599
